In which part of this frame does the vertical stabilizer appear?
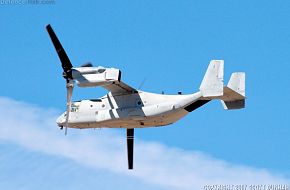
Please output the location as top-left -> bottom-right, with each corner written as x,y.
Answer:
221,72 -> 246,110
227,72 -> 245,96
199,60 -> 224,97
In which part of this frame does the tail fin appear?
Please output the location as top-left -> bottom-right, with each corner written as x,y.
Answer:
199,60 -> 224,97
221,72 -> 246,110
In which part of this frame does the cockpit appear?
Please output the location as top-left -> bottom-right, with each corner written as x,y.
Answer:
71,102 -> 80,112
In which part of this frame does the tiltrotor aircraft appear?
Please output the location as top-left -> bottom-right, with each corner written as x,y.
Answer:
46,24 -> 246,169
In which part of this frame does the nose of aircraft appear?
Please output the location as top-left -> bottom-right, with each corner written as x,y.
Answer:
56,113 -> 66,127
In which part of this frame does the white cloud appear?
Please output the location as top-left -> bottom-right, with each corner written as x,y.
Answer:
0,97 -> 289,190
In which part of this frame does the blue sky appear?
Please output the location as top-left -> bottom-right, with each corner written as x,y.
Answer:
0,0 -> 290,189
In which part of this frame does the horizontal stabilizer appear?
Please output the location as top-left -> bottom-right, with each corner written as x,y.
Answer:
221,86 -> 245,101
199,60 -> 224,97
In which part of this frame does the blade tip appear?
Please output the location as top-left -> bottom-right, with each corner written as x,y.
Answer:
46,24 -> 52,30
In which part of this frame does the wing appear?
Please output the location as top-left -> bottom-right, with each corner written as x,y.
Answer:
72,67 -> 137,94
103,81 -> 137,94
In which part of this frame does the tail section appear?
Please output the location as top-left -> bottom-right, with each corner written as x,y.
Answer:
221,72 -> 246,109
228,72 -> 245,95
199,60 -> 246,110
199,60 -> 224,97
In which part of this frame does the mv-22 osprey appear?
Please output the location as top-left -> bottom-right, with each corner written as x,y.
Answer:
46,24 -> 246,170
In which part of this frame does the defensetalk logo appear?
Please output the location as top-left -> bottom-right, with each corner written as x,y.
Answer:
0,0 -> 55,5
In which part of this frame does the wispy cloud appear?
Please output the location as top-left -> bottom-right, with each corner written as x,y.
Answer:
0,97 -> 289,190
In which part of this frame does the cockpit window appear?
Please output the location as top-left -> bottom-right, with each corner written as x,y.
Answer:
71,103 -> 79,112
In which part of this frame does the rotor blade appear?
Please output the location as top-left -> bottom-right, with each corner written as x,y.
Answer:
126,128 -> 134,169
65,80 -> 74,135
137,78 -> 147,90
46,24 -> 73,79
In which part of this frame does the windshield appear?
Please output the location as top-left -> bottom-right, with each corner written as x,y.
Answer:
71,103 -> 80,112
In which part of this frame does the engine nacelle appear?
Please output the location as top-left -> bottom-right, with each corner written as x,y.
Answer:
72,67 -> 121,87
